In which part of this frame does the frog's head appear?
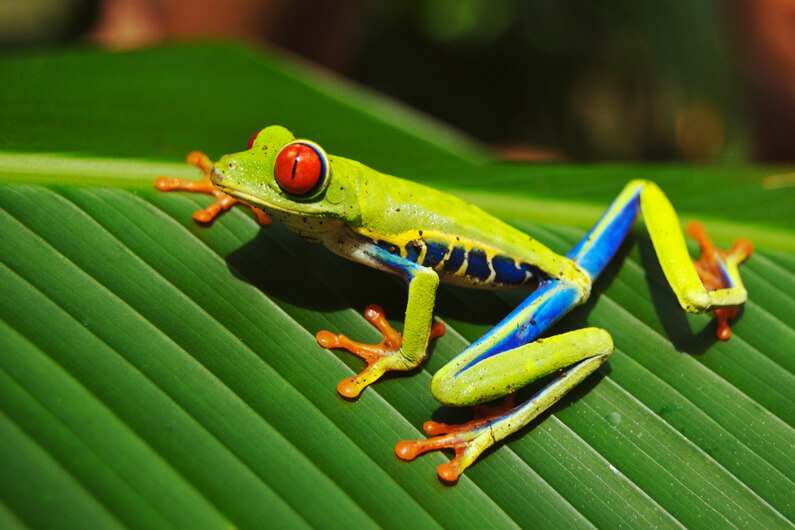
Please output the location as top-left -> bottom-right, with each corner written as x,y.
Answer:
210,125 -> 360,224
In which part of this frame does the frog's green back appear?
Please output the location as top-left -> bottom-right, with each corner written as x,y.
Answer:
335,155 -> 580,286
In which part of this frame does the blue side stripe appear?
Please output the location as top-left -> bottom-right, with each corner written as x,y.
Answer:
492,255 -> 526,285
443,246 -> 466,273
423,241 -> 448,268
466,249 -> 491,281
405,240 -> 422,263
365,241 -> 425,280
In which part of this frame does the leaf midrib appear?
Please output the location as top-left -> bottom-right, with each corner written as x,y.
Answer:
1,152 -> 792,252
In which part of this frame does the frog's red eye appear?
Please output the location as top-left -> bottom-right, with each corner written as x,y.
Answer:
247,129 -> 262,149
274,141 -> 329,197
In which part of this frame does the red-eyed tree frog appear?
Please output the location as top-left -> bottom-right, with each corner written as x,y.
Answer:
156,126 -> 753,483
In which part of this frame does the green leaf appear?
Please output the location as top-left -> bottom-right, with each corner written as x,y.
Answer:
0,43 -> 792,528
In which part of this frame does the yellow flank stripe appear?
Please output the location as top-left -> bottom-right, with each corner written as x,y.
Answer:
417,242 -> 428,264
486,261 -> 496,284
353,226 -> 536,280
354,227 -> 516,260
454,252 -> 469,276
434,245 -> 453,272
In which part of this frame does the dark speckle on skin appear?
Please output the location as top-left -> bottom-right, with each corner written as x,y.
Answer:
418,230 -> 423,236
396,208 -> 401,212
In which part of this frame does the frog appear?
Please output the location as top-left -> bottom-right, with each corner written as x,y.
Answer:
155,125 -> 753,483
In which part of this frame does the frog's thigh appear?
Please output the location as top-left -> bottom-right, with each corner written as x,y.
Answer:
432,327 -> 613,407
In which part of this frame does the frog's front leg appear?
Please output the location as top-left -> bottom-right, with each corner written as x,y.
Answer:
155,151 -> 271,225
317,243 -> 446,398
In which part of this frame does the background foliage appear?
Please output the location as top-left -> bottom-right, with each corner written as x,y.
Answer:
356,0 -> 744,159
0,43 -> 792,528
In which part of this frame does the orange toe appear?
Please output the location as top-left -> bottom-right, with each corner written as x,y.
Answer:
686,221 -> 753,340
317,305 -> 444,398
155,151 -> 270,226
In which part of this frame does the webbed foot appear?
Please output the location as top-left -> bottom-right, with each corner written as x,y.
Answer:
395,395 -> 516,483
155,151 -> 271,225
316,304 -> 445,398
686,221 -> 753,340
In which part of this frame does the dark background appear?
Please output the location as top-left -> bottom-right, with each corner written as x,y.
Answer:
2,0 -> 794,162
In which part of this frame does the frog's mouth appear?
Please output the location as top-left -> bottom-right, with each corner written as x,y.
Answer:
210,166 -> 258,204
210,166 -> 225,186
209,167 -> 300,218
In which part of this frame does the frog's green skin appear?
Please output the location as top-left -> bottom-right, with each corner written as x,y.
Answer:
216,127 -> 584,286
204,125 -> 751,481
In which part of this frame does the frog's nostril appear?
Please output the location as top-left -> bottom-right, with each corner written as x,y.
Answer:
227,160 -> 237,170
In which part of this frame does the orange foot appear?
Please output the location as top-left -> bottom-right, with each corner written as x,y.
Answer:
686,221 -> 753,340
155,151 -> 271,225
316,304 -> 445,399
395,394 -> 516,483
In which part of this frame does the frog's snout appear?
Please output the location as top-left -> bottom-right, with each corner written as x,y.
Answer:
210,167 -> 224,186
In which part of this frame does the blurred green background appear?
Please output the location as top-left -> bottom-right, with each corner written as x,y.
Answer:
2,0 -> 794,162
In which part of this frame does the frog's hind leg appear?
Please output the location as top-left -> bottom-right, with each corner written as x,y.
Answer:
567,179 -> 753,339
398,325 -> 613,482
396,278 -> 613,482
635,181 -> 752,338
395,189 -> 643,482
685,221 -> 753,339
398,179 -> 754,482
396,183 -> 645,482
155,151 -> 270,225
